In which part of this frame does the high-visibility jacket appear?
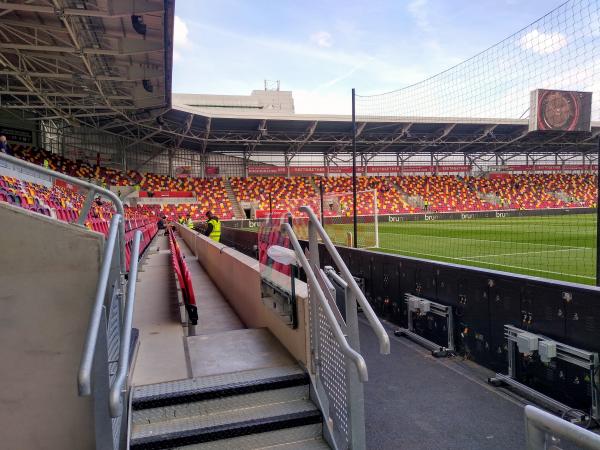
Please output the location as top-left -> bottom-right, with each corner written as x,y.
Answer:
187,218 -> 194,230
178,217 -> 185,224
207,218 -> 221,242
43,159 -> 49,169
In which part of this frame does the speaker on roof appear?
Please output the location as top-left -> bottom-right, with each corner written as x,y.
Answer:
529,89 -> 592,132
131,15 -> 147,36
142,79 -> 154,93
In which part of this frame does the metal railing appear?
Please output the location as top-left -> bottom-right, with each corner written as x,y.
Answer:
78,213 -> 123,396
110,230 -> 141,417
0,153 -> 127,274
281,206 -> 390,450
525,405 -> 600,449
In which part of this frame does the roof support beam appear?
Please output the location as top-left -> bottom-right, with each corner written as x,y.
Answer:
0,1 -> 164,18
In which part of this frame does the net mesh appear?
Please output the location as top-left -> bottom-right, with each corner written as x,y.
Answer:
290,190 -> 379,248
356,0 -> 600,121
353,0 -> 599,284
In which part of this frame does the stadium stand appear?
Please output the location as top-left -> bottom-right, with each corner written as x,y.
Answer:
4,145 -> 598,220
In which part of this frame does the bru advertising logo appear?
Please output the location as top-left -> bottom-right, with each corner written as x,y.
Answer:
388,216 -> 404,222
461,213 -> 474,220
424,214 -> 438,221
495,212 -> 508,218
248,221 -> 261,228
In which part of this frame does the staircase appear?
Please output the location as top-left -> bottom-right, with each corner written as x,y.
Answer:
478,192 -> 500,205
224,178 -> 245,219
308,177 -> 320,196
129,365 -> 328,449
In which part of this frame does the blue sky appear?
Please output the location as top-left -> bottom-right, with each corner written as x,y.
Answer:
172,0 -> 572,114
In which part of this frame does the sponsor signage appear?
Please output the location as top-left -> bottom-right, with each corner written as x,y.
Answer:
205,166 -> 220,175
248,164 -> 472,176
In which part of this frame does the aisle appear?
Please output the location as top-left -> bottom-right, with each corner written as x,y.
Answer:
132,234 -> 189,386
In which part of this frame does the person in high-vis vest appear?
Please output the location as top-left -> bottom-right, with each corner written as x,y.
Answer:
204,211 -> 221,242
186,216 -> 195,230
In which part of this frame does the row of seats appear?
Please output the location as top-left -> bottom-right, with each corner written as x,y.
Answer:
12,145 -> 142,186
168,228 -> 198,325
124,221 -> 158,271
6,146 -> 597,215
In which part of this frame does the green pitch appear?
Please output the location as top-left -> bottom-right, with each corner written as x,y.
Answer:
322,213 -> 596,285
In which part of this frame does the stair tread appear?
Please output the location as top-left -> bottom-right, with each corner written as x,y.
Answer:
169,424 -> 325,449
131,399 -> 320,442
133,365 -> 305,406
132,385 -> 309,425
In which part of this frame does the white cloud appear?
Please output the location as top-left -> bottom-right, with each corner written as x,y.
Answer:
173,16 -> 190,62
407,0 -> 431,33
310,31 -> 333,48
519,29 -> 567,55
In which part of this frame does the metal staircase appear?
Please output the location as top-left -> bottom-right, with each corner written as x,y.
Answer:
129,366 -> 328,449
224,178 -> 246,219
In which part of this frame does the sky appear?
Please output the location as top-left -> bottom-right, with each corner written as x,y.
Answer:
171,0 -> 574,115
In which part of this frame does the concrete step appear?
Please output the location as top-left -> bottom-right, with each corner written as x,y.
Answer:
129,397 -> 322,449
132,365 -> 307,410
129,365 -> 325,449
224,178 -> 245,219
132,385 -> 310,425
171,424 -> 328,449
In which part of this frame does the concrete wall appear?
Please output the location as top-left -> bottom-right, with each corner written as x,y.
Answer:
0,203 -> 104,450
177,224 -> 309,368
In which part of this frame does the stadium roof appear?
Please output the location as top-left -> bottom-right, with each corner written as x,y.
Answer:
103,106 -> 600,158
0,1 -> 597,163
0,0 -> 173,125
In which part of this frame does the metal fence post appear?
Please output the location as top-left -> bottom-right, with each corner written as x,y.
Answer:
590,138 -> 600,286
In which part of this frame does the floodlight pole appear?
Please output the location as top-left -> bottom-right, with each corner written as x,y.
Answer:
352,88 -> 358,248
319,176 -> 325,226
596,137 -> 600,286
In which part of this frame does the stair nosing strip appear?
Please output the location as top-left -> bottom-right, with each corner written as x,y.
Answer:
130,409 -> 322,450
132,373 -> 309,410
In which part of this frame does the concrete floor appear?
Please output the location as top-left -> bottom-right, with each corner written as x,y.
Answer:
132,234 -> 190,386
133,233 -> 297,387
360,317 -> 527,450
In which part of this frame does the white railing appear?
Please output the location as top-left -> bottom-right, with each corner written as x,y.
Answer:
525,405 -> 600,450
281,206 -> 390,449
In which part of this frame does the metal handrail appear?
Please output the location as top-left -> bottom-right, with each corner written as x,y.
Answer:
525,405 -> 600,449
282,222 -> 369,382
0,152 -> 127,275
299,206 -> 391,355
110,230 -> 142,417
78,213 -> 122,396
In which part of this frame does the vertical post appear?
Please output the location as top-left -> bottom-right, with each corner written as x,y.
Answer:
596,138 -> 600,286
319,177 -> 324,226
269,192 -> 273,216
373,189 -> 379,248
352,88 -> 358,248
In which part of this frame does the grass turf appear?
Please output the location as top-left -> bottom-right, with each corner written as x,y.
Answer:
321,213 -> 596,285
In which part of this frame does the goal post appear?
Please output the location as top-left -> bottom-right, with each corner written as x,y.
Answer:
289,189 -> 379,248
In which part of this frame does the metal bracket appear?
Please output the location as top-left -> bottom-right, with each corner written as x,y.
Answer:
395,293 -> 454,357
260,277 -> 298,329
489,324 -> 599,421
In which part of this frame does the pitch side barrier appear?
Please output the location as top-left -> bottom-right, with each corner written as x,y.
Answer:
221,224 -> 600,416
221,207 -> 595,230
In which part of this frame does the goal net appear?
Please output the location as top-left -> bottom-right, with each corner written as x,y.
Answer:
289,189 -> 379,249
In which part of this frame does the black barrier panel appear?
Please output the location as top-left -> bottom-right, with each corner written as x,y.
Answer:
522,284 -> 566,341
457,273 -> 493,365
436,266 -> 460,306
221,227 -> 600,383
415,264 -> 437,300
488,277 -> 522,371
565,289 -> 600,352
